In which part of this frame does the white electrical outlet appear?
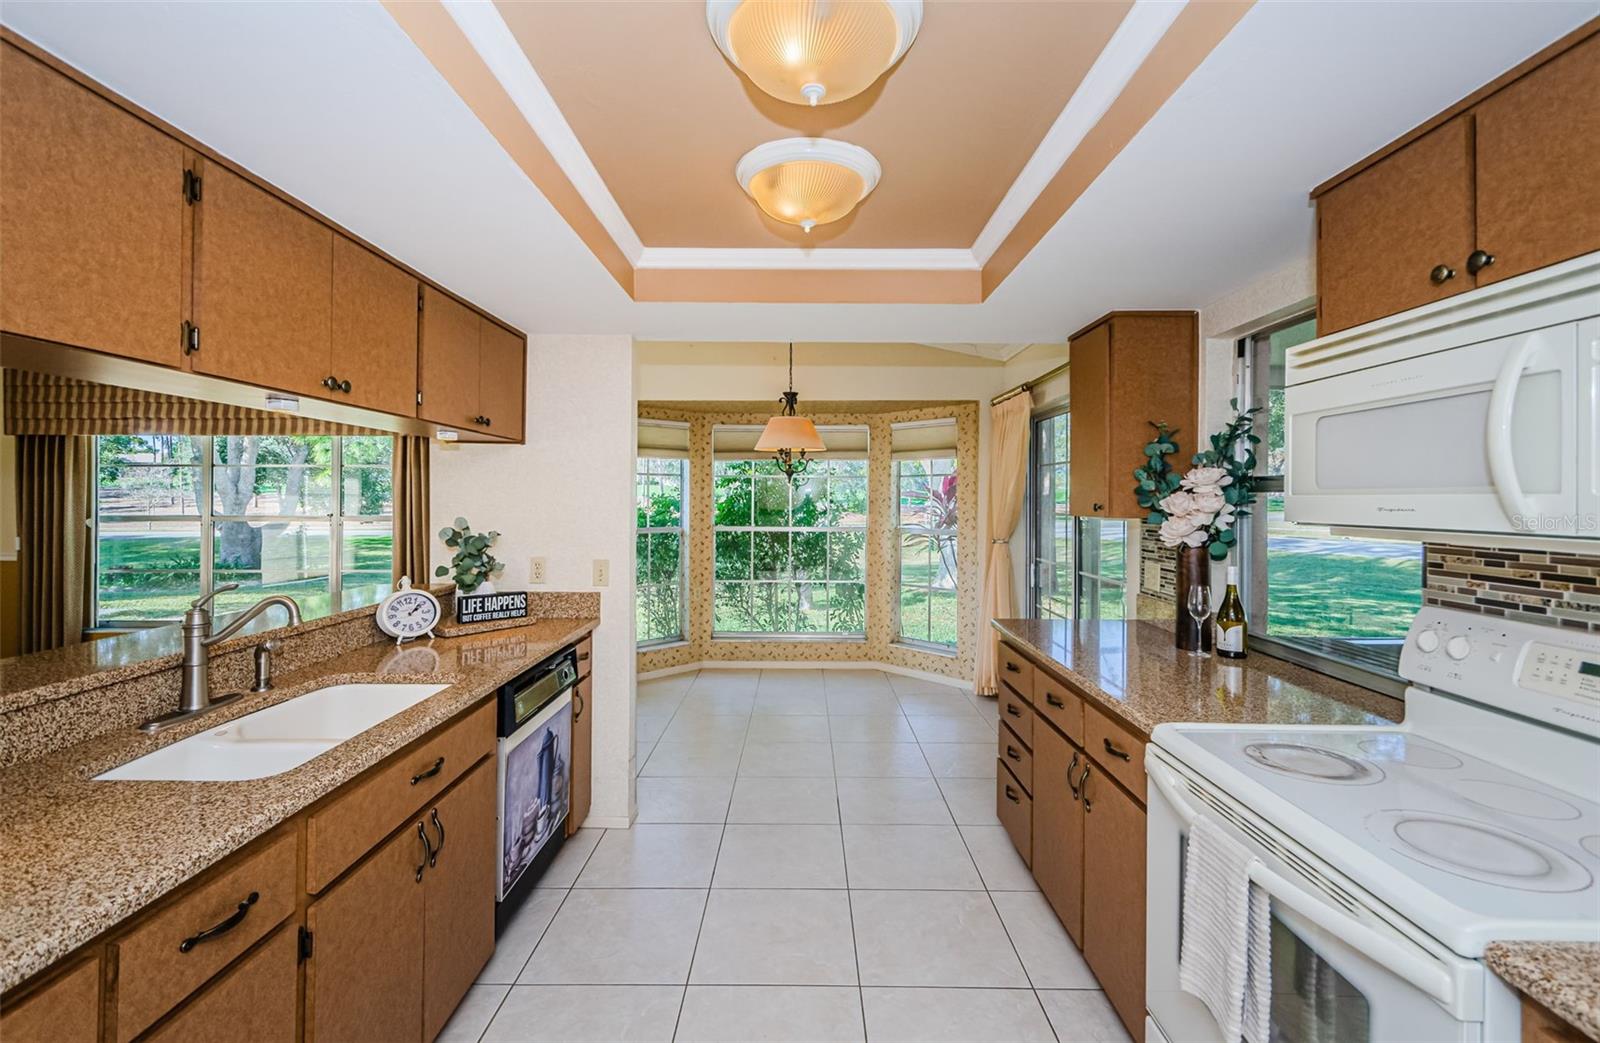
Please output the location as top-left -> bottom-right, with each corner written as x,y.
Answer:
592,559 -> 610,587
529,557 -> 547,584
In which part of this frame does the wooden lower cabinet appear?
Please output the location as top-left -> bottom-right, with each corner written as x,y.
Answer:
1030,723 -> 1085,945
423,759 -> 497,1041
0,956 -> 100,1043
1081,763 -> 1149,1042
568,674 -> 593,835
145,926 -> 298,1043
1522,996 -> 1588,1043
306,819 -> 427,1043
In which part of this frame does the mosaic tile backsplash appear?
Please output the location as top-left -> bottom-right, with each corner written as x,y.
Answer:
1424,543 -> 1600,632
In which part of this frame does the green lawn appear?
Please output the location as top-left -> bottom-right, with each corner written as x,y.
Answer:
1266,545 -> 1421,638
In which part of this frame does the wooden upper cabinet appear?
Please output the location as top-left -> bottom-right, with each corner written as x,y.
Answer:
478,319 -> 526,442
418,286 -> 481,429
1316,116 -> 1475,335
1068,313 -> 1198,520
1082,769 -> 1147,1043
1474,32 -> 1600,286
193,162 -> 332,397
306,823 -> 426,1043
0,43 -> 184,366
422,760 -> 496,1041
1030,724 -> 1085,946
331,236 -> 418,416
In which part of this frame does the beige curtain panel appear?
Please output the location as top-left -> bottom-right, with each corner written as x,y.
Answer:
3,370 -> 383,437
16,434 -> 94,654
976,394 -> 1032,696
392,435 -> 431,585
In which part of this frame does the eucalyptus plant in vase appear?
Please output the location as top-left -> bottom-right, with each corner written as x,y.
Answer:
1134,401 -> 1262,651
436,517 -> 506,598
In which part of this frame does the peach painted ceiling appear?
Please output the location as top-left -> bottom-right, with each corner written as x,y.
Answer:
494,0 -> 1132,250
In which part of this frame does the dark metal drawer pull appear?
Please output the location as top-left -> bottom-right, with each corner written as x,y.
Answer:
1005,704 -> 1022,717
429,808 -> 445,867
411,757 -> 445,785
416,821 -> 432,882
1004,661 -> 1020,673
1066,752 -> 1080,799
1006,745 -> 1021,761
1102,738 -> 1131,761
577,650 -> 590,661
1004,785 -> 1021,804
1079,765 -> 1092,812
1045,693 -> 1065,709
179,892 -> 258,953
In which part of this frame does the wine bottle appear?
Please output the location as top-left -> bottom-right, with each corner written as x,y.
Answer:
1215,566 -> 1247,660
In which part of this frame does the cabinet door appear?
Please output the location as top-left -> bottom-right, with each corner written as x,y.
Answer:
422,759 -> 497,1041
478,319 -> 526,441
1474,33 -> 1600,286
1081,768 -> 1147,1043
193,162 -> 332,396
0,955 -> 99,1043
1067,321 -> 1111,518
1316,116 -> 1475,335
1104,315 -> 1196,519
145,925 -> 297,1043
0,44 -> 184,366
306,822 -> 426,1043
417,286 -> 481,428
568,676 -> 593,835
332,235 -> 419,416
1031,725 -> 1085,946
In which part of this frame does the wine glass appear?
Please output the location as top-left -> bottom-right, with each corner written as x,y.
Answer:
1185,584 -> 1212,658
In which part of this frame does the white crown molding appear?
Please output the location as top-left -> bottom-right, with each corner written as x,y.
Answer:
971,0 -> 1187,265
924,342 -> 1034,361
440,0 -> 645,264
636,247 -> 979,271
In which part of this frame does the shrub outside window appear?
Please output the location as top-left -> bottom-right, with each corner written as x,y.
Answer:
637,455 -> 687,646
896,455 -> 958,650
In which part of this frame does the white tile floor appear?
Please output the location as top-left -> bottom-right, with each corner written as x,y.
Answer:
440,668 -> 1132,1043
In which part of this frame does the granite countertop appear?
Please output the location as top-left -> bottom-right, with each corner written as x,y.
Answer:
0,617 -> 597,994
991,618 -> 1403,737
1485,942 -> 1600,1041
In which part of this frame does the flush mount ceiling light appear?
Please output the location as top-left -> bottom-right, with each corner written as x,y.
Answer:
755,342 -> 826,481
707,0 -> 923,107
736,137 -> 880,233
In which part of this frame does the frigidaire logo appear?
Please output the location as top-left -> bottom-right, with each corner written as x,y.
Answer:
1370,374 -> 1426,389
1377,507 -> 1417,514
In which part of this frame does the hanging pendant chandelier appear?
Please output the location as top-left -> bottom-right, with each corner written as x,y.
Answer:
755,343 -> 826,481
707,0 -> 924,107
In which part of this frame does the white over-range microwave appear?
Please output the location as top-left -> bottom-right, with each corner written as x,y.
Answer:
1285,252 -> 1600,539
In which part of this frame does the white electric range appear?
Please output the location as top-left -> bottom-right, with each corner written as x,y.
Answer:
1145,606 -> 1600,1043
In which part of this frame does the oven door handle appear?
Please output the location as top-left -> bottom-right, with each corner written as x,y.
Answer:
1149,764 -> 1456,1008
1486,330 -> 1544,528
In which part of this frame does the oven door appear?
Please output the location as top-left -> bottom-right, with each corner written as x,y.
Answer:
497,688 -> 572,901
1144,751 -> 1487,1043
1285,321 -> 1580,535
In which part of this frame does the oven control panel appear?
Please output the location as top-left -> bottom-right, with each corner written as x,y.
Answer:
1402,606 -> 1600,737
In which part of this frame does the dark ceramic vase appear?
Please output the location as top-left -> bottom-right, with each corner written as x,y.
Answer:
1175,544 -> 1213,653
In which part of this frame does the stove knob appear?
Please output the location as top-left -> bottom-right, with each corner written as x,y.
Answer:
1446,635 -> 1472,661
1415,630 -> 1441,654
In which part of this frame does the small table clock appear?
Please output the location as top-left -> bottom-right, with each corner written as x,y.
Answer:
376,576 -> 441,644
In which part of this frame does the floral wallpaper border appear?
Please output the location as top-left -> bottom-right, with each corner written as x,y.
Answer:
637,401 -> 981,684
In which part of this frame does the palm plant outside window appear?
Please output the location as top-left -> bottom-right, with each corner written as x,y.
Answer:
636,456 -> 687,645
896,455 -> 958,649
94,434 -> 393,625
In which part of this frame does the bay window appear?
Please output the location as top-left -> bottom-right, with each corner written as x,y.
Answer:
637,420 -> 689,646
893,420 -> 958,650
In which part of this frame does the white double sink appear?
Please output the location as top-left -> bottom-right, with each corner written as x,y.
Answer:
96,683 -> 451,782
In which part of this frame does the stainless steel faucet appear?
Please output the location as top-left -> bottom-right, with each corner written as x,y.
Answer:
141,584 -> 302,733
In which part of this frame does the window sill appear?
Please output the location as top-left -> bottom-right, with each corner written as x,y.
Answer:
637,639 -> 689,652
710,634 -> 868,644
1249,636 -> 1406,700
893,639 -> 958,658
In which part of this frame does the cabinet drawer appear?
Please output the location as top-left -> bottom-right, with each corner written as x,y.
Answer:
0,956 -> 100,1043
307,700 -> 495,893
1035,673 -> 1084,745
997,762 -> 1032,867
145,925 -> 298,1043
575,635 -> 593,679
999,722 -> 1033,794
997,643 -> 1035,699
1086,707 -> 1146,803
997,685 -> 1033,747
113,831 -> 296,1043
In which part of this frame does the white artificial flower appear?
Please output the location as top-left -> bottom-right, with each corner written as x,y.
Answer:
1182,466 -> 1233,493
1158,490 -> 1199,517
1159,512 -> 1212,548
1189,487 -> 1226,514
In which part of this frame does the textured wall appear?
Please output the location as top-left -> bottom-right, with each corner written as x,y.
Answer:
637,402 -> 981,684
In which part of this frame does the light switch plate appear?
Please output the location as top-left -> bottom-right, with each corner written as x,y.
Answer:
529,557 -> 547,584
592,559 -> 610,587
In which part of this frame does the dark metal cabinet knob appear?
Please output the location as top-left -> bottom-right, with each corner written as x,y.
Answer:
1430,264 -> 1456,285
1466,249 -> 1495,276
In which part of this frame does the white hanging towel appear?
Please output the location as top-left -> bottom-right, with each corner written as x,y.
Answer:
1178,814 -> 1273,1043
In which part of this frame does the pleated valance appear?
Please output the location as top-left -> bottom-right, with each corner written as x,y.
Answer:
3,370 -> 386,437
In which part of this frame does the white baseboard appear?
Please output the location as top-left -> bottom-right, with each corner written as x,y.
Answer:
638,658 -> 976,692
